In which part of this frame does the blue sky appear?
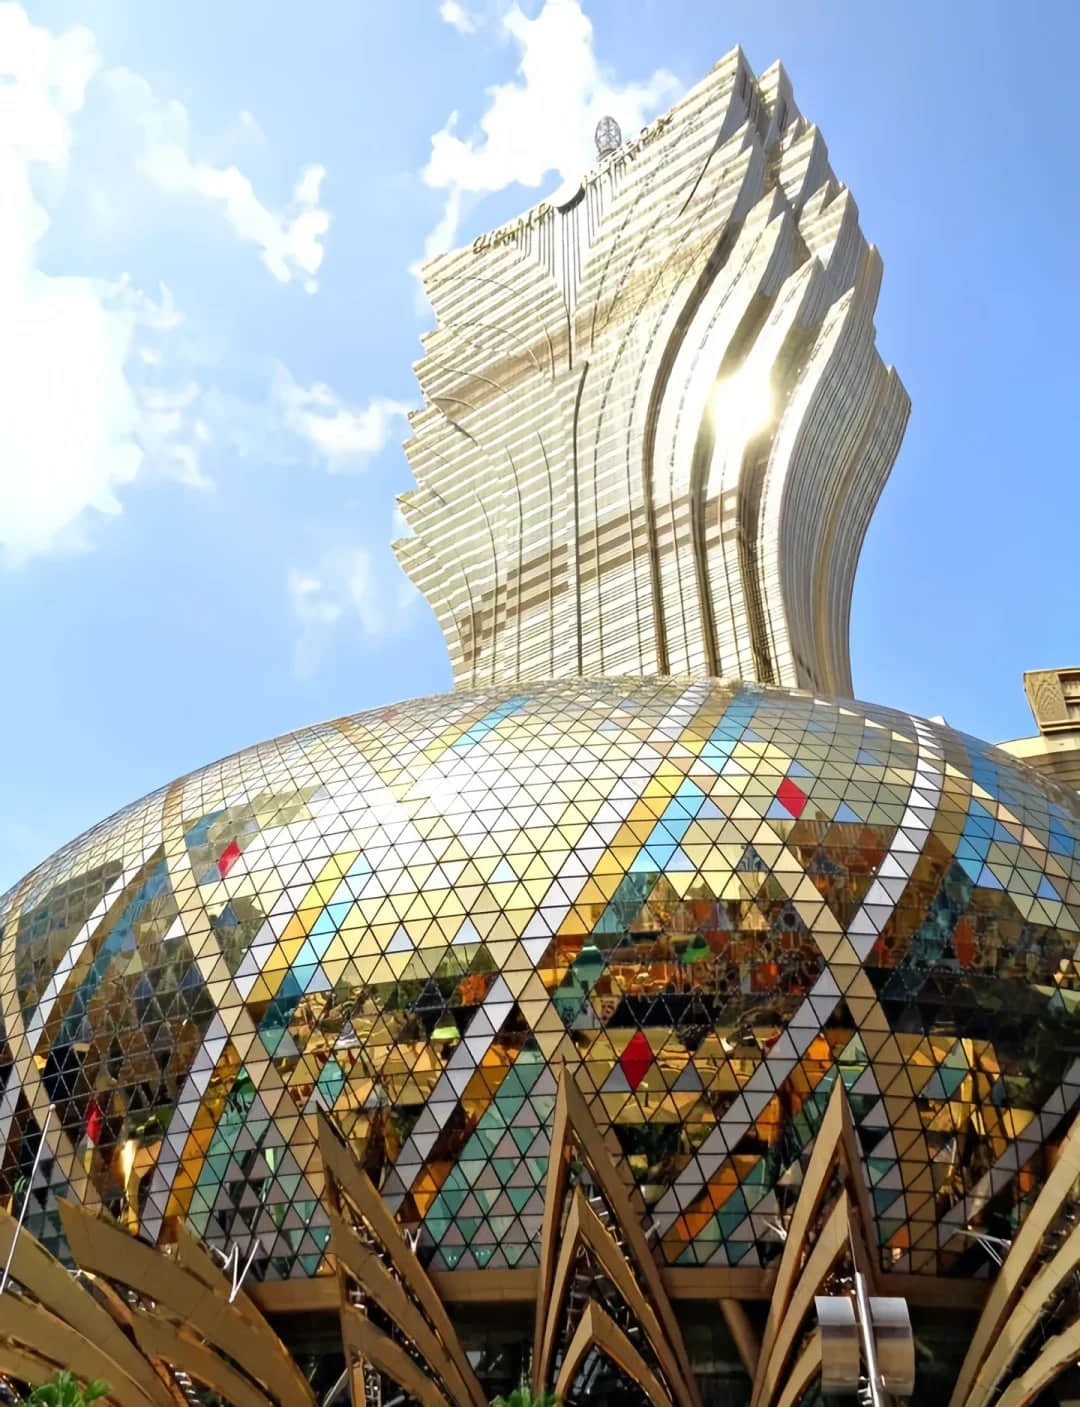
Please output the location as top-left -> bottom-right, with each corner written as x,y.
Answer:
1,0 -> 1077,891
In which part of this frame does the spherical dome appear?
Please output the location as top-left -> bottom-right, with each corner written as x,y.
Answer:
4,677 -> 1080,1284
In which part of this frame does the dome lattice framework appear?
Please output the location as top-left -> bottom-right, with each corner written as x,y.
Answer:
5,1075 -> 1080,1407
4,678 -> 1080,1293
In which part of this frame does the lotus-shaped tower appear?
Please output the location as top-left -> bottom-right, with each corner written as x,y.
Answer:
3,47 -> 1079,1407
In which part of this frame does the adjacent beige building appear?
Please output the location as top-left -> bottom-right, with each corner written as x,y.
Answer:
998,667 -> 1080,790
395,48 -> 910,696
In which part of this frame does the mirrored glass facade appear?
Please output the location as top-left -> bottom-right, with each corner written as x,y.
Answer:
4,678 -> 1079,1286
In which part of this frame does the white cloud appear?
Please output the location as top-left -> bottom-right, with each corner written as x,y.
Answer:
419,0 -> 680,258
275,367 -> 412,471
288,545 -> 417,677
0,4 -> 197,563
0,3 -> 339,563
105,273 -> 184,331
102,66 -> 330,290
439,0 -> 476,34
415,184 -> 464,271
226,109 -> 266,148
135,379 -> 211,489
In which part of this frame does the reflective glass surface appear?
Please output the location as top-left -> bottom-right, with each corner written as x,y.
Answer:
3,678 -> 1080,1281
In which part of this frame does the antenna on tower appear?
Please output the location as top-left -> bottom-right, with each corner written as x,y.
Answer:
594,115 -> 622,159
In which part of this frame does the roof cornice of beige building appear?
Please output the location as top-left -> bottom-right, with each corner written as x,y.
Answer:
997,666 -> 1080,791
